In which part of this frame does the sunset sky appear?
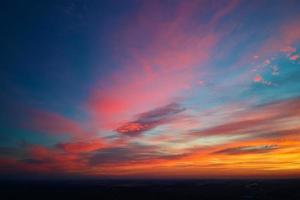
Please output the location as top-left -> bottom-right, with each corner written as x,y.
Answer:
1,0 -> 300,179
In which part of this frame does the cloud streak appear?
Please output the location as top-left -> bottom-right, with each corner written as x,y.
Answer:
23,110 -> 87,137
213,145 -> 279,155
116,103 -> 185,135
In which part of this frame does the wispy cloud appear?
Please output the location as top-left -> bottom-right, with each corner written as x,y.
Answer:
23,110 -> 87,136
86,0 -> 239,130
213,145 -> 278,155
116,103 -> 185,135
57,139 -> 106,153
191,98 -> 300,138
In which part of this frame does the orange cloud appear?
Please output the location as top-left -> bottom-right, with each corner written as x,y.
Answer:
116,103 -> 185,135
57,139 -> 106,153
117,122 -> 150,135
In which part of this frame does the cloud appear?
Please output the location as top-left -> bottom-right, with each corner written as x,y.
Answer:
89,146 -> 155,166
19,144 -> 89,174
23,110 -> 87,136
192,97 -> 300,137
86,1 -> 239,130
0,146 -> 24,158
89,144 -> 186,166
247,19 -> 300,68
213,145 -> 278,155
116,103 -> 185,135
56,139 -> 106,153
21,158 -> 50,165
281,46 -> 296,55
253,74 -> 263,82
253,74 -> 272,86
289,54 -> 300,61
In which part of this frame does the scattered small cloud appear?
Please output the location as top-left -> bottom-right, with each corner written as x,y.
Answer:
253,74 -> 263,83
280,46 -> 296,55
289,54 -> 300,61
253,74 -> 272,86
263,59 -> 271,65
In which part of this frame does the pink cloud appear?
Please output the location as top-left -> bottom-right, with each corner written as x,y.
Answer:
22,145 -> 87,173
253,74 -> 263,83
257,20 -> 300,57
87,1 -> 239,130
24,110 -> 87,136
280,46 -> 296,55
193,98 -> 300,137
253,74 -> 272,86
289,54 -> 299,61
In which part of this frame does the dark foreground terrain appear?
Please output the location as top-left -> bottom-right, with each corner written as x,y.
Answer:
1,179 -> 300,200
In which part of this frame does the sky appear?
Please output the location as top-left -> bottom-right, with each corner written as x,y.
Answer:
1,0 -> 300,179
